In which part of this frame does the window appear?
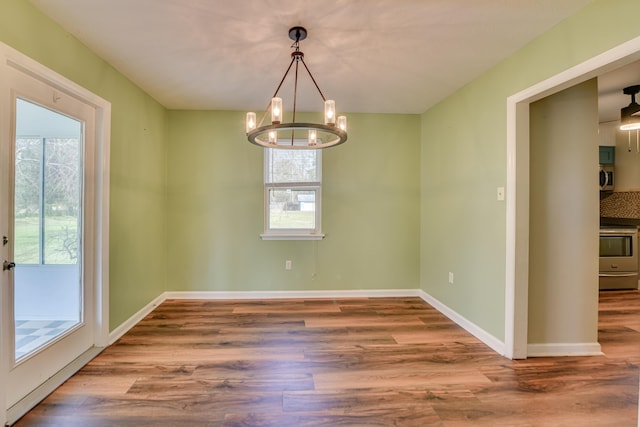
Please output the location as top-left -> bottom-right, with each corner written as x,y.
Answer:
14,99 -> 83,265
262,145 -> 323,240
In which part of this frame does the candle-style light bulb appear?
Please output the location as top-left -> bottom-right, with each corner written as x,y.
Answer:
337,116 -> 347,132
309,129 -> 317,146
246,112 -> 256,133
269,130 -> 277,144
324,100 -> 336,125
271,97 -> 283,124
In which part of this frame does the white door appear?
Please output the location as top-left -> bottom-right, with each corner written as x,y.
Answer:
0,46 -> 109,424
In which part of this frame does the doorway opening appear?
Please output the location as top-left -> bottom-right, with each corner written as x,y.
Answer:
505,36 -> 640,359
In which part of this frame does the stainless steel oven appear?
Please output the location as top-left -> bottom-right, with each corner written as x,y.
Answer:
599,226 -> 638,290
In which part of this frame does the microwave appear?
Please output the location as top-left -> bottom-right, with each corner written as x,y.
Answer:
599,165 -> 614,191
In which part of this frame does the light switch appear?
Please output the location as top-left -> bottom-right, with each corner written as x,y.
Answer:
497,187 -> 505,201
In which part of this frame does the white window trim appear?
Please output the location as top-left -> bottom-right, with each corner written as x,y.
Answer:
261,147 -> 324,240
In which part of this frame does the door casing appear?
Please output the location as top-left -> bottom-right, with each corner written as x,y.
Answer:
505,36 -> 640,359
0,42 -> 110,425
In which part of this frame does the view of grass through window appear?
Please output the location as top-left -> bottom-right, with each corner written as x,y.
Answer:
269,189 -> 316,229
265,148 -> 320,231
14,135 -> 81,265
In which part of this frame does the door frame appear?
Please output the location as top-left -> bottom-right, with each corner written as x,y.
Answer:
505,35 -> 640,359
0,42 -> 110,424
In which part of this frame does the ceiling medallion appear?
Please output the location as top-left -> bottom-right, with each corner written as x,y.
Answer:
246,26 -> 347,149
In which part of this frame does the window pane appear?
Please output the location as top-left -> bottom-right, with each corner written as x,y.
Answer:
14,99 -> 83,265
268,189 -> 316,229
266,149 -> 318,183
14,138 -> 42,264
44,138 -> 81,264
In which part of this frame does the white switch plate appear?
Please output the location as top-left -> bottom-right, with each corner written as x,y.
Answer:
448,272 -> 454,284
285,260 -> 292,270
497,187 -> 505,201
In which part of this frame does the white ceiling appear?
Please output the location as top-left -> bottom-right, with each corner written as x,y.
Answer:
598,61 -> 640,124
30,0 -> 596,114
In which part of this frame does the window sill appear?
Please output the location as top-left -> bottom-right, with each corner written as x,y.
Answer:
260,233 -> 325,241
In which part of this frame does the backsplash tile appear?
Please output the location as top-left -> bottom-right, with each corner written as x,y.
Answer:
600,191 -> 640,218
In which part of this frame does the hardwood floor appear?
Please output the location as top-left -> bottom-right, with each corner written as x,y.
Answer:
13,291 -> 640,426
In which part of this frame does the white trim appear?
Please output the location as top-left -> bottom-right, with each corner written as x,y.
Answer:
107,289 -> 423,346
164,289 -> 422,300
108,293 -> 166,345
264,147 -> 323,238
5,346 -> 103,426
505,35 -> 640,359
418,290 -> 505,356
260,233 -> 325,240
108,289 -> 504,359
527,343 -> 603,357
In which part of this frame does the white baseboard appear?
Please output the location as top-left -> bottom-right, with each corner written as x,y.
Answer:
109,289 -> 505,357
108,293 -> 167,345
417,290 -> 506,356
113,289 -> 610,361
164,289 -> 422,300
527,342 -> 603,357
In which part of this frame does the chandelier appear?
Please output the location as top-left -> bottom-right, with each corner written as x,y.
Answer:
246,26 -> 347,149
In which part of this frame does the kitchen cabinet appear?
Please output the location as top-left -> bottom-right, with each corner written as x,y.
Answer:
599,146 -> 615,165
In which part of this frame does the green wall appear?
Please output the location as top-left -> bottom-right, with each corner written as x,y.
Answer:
0,0 -> 420,334
6,0 -> 640,346
420,0 -> 640,340
0,0 -> 169,330
167,111 -> 421,292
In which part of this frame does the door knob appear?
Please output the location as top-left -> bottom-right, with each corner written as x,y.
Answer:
3,260 -> 15,271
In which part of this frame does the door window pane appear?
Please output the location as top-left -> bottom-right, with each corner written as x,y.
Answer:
14,138 -> 43,264
14,98 -> 83,361
43,138 -> 81,264
14,100 -> 82,265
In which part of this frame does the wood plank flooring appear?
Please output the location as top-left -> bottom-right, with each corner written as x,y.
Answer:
13,291 -> 640,426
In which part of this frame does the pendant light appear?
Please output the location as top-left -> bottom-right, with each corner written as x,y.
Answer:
620,85 -> 640,131
246,27 -> 347,149
620,85 -> 640,153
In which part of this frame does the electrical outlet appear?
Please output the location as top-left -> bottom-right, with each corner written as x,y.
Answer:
285,260 -> 292,270
448,272 -> 454,284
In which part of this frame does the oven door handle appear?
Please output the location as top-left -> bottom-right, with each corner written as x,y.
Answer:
599,229 -> 637,235
599,273 -> 638,277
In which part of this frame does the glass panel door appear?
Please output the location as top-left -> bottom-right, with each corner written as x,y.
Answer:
1,44 -> 108,425
13,99 -> 83,361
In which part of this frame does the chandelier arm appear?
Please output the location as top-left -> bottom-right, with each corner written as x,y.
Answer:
290,60 -> 301,146
257,56 -> 297,128
300,57 -> 327,103
272,56 -> 296,99
256,102 -> 271,129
